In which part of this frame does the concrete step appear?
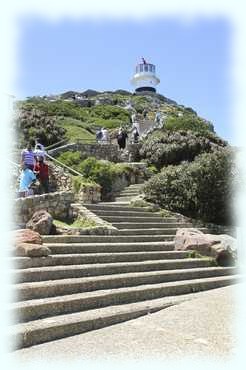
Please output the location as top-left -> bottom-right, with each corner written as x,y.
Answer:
113,222 -> 193,229
45,241 -> 175,254
42,234 -> 175,243
115,197 -> 135,202
14,267 -> 236,301
102,216 -> 182,223
118,191 -> 141,196
84,204 -> 153,212
89,210 -> 164,217
13,258 -> 215,283
10,295 -> 196,349
12,275 -> 238,324
12,251 -> 190,269
117,228 -> 207,235
116,229 -> 178,236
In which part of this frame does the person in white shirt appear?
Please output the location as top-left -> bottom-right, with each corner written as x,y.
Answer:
101,128 -> 109,144
34,144 -> 46,160
35,139 -> 45,151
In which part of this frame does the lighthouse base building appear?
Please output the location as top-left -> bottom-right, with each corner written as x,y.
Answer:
131,58 -> 160,94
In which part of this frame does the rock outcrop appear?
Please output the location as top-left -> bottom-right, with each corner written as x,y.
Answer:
13,228 -> 51,257
14,229 -> 42,245
26,210 -> 53,235
15,243 -> 51,257
174,228 -> 237,266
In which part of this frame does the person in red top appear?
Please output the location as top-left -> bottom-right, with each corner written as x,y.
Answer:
34,156 -> 49,194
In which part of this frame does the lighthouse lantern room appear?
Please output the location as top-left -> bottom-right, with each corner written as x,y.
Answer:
131,58 -> 160,93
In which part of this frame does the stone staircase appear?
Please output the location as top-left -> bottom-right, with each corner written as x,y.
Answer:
10,183 -> 238,350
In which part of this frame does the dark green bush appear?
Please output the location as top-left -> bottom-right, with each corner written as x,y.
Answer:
143,148 -> 234,225
56,154 -> 137,199
164,114 -> 214,133
140,130 -> 227,170
57,151 -> 85,168
14,108 -> 66,147
18,100 -> 130,129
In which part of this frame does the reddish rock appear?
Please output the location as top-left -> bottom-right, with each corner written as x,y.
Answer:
174,228 -> 237,266
14,229 -> 42,246
15,243 -> 51,257
26,210 -> 53,235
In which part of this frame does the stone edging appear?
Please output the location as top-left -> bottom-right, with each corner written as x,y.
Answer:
71,203 -> 118,235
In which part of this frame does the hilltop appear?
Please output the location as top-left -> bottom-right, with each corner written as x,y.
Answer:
13,89 -> 215,148
12,89 -> 233,226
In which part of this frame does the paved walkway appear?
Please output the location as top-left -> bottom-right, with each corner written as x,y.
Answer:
13,285 -> 239,361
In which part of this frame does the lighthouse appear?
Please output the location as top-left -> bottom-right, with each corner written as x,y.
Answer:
130,58 -> 160,93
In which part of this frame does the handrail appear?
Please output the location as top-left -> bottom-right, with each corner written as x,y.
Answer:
45,138 -> 69,151
8,159 -> 20,168
46,153 -> 84,177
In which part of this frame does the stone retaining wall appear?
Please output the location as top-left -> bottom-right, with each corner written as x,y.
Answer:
14,191 -> 74,225
48,162 -> 73,192
49,143 -> 120,162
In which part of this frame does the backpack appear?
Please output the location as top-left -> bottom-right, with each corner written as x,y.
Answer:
96,130 -> 102,140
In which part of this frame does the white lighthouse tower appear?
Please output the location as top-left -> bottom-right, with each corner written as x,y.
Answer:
130,58 -> 160,93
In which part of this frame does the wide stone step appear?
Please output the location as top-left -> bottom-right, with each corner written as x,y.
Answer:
115,194 -> 138,203
116,229 -> 177,236
118,191 -> 141,196
11,275 -> 238,324
118,227 -> 208,234
91,210 -> 164,217
113,222 -> 193,229
14,267 -> 236,301
42,234 -> 174,243
102,216 -> 181,223
45,241 -> 175,254
12,251 -> 190,269
10,295 -> 196,349
84,204 -> 154,212
13,258 -> 214,283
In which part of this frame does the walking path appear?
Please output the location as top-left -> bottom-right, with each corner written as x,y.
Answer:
13,285 -> 238,360
10,183 -> 239,351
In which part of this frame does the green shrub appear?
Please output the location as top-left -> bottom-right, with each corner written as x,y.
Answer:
140,130 -> 227,170
57,151 -> 84,168
77,157 -> 119,198
57,154 -> 137,199
72,176 -> 98,193
164,114 -> 214,133
14,108 -> 66,147
143,148 -> 234,225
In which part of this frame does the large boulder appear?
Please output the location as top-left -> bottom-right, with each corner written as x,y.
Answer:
208,234 -> 237,266
174,228 -> 237,266
26,210 -> 53,235
14,229 -> 43,245
15,243 -> 51,257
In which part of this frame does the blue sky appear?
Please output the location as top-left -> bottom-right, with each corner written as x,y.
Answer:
17,17 -> 232,142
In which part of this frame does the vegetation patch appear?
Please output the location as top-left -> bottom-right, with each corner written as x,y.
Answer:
143,148 -> 234,225
53,217 -> 97,229
56,153 -> 138,199
140,129 -> 227,170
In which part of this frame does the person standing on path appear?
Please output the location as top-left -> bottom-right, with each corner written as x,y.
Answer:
101,128 -> 109,144
96,129 -> 103,143
155,111 -> 161,125
132,127 -> 139,143
18,163 -> 36,197
117,127 -> 128,150
34,143 -> 46,161
34,156 -> 49,194
21,141 -> 35,171
143,109 -> 148,119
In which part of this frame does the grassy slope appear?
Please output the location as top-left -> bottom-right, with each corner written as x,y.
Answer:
56,117 -> 95,142
18,98 -> 131,143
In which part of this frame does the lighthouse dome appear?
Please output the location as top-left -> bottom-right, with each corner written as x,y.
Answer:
130,58 -> 160,93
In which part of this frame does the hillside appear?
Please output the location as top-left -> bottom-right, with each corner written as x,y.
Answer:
13,89 -> 215,148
